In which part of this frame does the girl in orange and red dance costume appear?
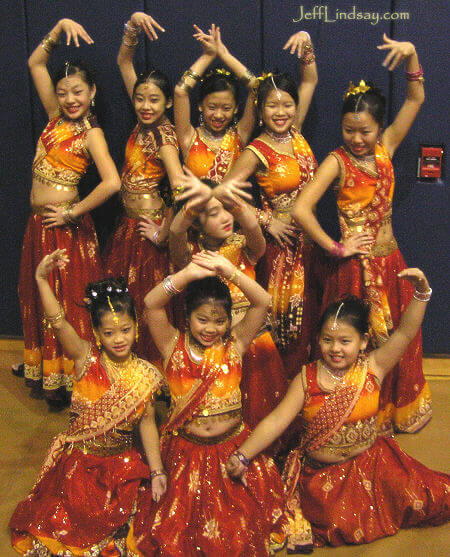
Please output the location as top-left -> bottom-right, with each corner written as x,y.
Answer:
11,250 -> 165,556
174,23 -> 258,183
105,12 -> 183,366
128,253 -> 287,556
169,170 -> 288,430
293,35 -> 431,434
228,268 -> 449,553
17,19 -> 121,408
224,31 -> 320,378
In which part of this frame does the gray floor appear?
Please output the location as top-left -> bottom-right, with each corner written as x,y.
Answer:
1,348 -> 449,556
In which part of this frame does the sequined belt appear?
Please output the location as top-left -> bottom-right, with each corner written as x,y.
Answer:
173,417 -> 244,445
370,237 -> 398,257
70,431 -> 134,456
31,196 -> 80,216
123,204 -> 165,220
271,191 -> 298,214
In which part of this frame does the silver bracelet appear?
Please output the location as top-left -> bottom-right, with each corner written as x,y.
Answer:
162,275 -> 182,296
413,287 -> 432,302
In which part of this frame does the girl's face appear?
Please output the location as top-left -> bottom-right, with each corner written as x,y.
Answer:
96,311 -> 136,362
342,110 -> 381,157
134,81 -> 172,127
188,301 -> 230,347
199,90 -> 237,134
56,74 -> 96,120
198,197 -> 234,241
318,318 -> 369,374
262,89 -> 296,134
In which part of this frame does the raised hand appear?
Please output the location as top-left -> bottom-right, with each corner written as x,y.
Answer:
377,33 -> 416,71
35,249 -> 69,281
193,24 -> 217,57
191,250 -> 234,278
184,260 -> 217,281
130,12 -> 165,41
213,179 -> 253,209
210,24 -> 228,58
267,218 -> 299,247
59,18 -> 94,47
341,232 -> 374,257
397,268 -> 430,293
283,31 -> 312,58
174,166 -> 212,206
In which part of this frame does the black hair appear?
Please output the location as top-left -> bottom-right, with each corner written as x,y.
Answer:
198,68 -> 240,105
84,277 -> 136,328
133,70 -> 172,102
341,82 -> 386,127
256,72 -> 299,122
53,59 -> 96,89
318,295 -> 370,336
185,277 -> 232,320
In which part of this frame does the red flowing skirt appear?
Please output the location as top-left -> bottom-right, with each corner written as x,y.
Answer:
257,239 -> 326,379
299,436 -> 450,547
241,331 -> 288,430
131,426 -> 287,556
18,213 -> 101,395
105,215 -> 170,366
322,248 -> 431,433
10,447 -> 149,555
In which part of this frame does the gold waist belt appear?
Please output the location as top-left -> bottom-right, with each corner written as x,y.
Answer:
370,238 -> 398,257
71,433 -> 134,456
33,171 -> 79,192
123,205 -> 165,220
174,418 -> 244,445
31,197 -> 80,216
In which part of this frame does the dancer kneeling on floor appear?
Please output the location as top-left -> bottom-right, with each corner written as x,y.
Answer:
129,251 -> 287,556
227,267 -> 449,553
11,249 -> 165,556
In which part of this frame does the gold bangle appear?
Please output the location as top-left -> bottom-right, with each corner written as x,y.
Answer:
184,69 -> 201,82
45,305 -> 65,328
177,79 -> 193,92
300,42 -> 316,65
241,69 -> 256,87
182,205 -> 199,220
41,34 -> 58,53
227,268 -> 241,286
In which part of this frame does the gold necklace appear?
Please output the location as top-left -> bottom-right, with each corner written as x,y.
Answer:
319,359 -> 347,382
187,332 -> 205,364
101,350 -> 135,382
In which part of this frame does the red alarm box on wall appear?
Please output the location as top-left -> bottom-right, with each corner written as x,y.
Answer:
418,145 -> 444,179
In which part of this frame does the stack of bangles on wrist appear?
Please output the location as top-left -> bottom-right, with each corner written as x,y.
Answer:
413,287 -> 432,302
177,68 -> 201,92
226,267 -> 241,287
329,240 -> 345,258
62,206 -> 79,226
45,304 -> 65,329
240,69 -> 257,89
405,65 -> 424,83
162,275 -> 182,297
182,205 -> 200,220
150,468 -> 167,480
41,33 -> 58,53
300,34 -> 315,65
122,22 -> 139,47
232,450 -> 250,469
152,230 -> 160,244
255,209 -> 273,231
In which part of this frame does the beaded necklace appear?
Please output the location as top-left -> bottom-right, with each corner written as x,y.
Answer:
264,128 -> 292,144
101,350 -> 135,383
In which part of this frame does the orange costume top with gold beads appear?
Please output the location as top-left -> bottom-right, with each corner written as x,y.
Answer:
185,125 -> 243,183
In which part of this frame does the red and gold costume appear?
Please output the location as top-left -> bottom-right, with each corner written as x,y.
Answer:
19,115 -> 101,397
247,129 -> 320,377
324,143 -> 431,433
10,345 -> 164,556
185,125 -> 243,182
130,332 -> 287,556
283,358 -> 449,551
105,119 -> 178,364
190,234 -> 289,429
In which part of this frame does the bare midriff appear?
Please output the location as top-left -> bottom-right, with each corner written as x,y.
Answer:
30,178 -> 79,207
184,411 -> 242,438
306,440 -> 374,464
121,189 -> 165,213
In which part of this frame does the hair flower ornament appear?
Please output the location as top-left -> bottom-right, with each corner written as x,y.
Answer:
344,80 -> 371,99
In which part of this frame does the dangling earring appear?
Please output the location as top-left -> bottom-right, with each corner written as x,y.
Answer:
232,114 -> 237,126
135,320 -> 139,343
93,329 -> 102,350
259,118 -> 263,127
90,98 -> 95,108
199,112 -> 204,126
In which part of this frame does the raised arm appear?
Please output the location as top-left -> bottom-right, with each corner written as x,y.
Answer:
378,35 -> 425,157
292,154 -> 373,256
370,268 -> 431,382
143,262 -> 215,362
283,31 -> 318,131
192,251 -> 271,355
213,25 -> 257,144
28,18 -> 94,119
174,25 -> 217,156
227,372 -> 305,482
35,250 -> 88,375
117,12 -> 165,100
224,199 -> 266,263
43,127 -> 121,228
